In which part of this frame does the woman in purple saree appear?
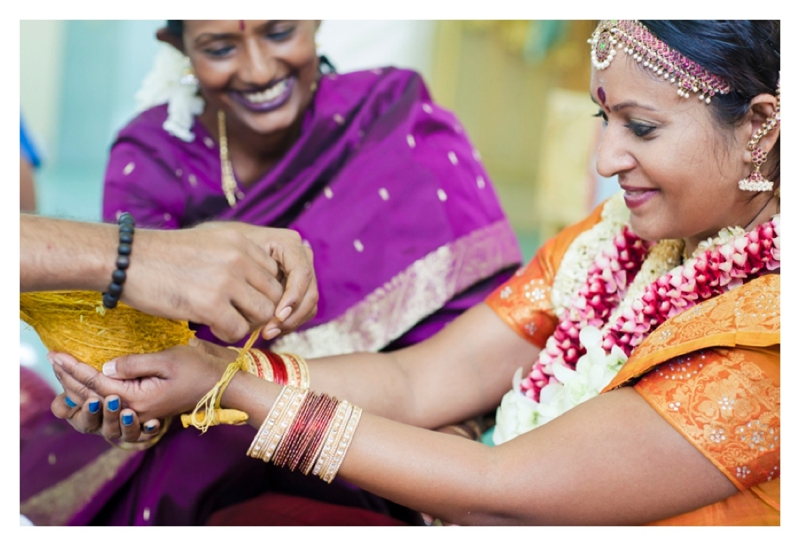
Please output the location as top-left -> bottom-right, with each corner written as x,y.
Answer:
20,20 -> 520,525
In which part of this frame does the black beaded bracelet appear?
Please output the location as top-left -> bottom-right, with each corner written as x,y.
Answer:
102,212 -> 135,309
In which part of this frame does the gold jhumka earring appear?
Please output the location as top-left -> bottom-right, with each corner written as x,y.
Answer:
218,110 -> 239,207
739,77 -> 781,193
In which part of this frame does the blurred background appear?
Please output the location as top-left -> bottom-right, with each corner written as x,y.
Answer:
20,20 -> 616,387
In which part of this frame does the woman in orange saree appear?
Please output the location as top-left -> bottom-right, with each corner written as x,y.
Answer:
50,20 -> 780,525
488,195 -> 779,525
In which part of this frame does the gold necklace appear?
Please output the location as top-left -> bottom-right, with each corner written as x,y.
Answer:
218,110 -> 239,207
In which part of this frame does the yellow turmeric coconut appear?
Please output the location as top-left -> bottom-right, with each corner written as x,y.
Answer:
20,290 -> 250,430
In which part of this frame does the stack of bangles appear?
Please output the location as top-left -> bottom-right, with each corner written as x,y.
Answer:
240,349 -> 311,390
246,385 -> 362,484
240,349 -> 362,483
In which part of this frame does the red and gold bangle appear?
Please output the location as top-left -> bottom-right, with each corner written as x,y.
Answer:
296,394 -> 339,474
266,387 -> 308,463
282,353 -> 310,389
249,386 -> 306,463
244,350 -> 311,389
286,354 -> 299,387
247,387 -> 362,484
273,391 -> 321,468
232,346 -> 259,377
248,349 -> 273,381
279,393 -> 339,472
286,393 -> 331,472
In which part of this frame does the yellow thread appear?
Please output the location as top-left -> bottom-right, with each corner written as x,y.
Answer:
20,290 -> 260,431
20,291 -> 194,371
185,329 -> 261,432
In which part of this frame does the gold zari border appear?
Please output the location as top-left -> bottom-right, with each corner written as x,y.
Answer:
21,447 -> 138,526
271,220 -> 520,357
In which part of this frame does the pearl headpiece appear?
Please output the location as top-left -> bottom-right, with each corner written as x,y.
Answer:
589,20 -> 732,104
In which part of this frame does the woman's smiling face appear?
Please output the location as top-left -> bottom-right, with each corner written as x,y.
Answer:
180,20 -> 319,138
590,54 -> 761,250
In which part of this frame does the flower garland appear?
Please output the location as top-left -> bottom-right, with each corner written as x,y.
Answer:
134,44 -> 204,142
493,208 -> 780,444
550,192 -> 629,318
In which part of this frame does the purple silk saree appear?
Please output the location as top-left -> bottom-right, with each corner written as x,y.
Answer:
20,67 -> 521,525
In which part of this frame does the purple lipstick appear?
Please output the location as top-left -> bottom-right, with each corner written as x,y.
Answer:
231,76 -> 295,113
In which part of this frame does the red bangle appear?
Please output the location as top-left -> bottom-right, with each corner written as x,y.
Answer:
265,351 -> 288,385
274,392 -> 321,468
296,395 -> 339,473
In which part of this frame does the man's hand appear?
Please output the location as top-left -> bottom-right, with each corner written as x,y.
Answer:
125,222 -> 317,343
194,222 -> 318,339
21,215 -> 317,344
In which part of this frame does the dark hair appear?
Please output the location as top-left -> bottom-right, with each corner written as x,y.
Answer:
641,20 -> 780,183
162,20 -> 337,74
166,20 -> 183,37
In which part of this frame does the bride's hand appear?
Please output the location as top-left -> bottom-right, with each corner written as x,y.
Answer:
48,339 -> 235,424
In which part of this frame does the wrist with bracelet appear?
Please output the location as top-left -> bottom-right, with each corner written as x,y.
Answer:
247,385 -> 363,484
102,212 -> 135,309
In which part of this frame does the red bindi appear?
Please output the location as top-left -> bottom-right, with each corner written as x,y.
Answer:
239,20 -> 245,31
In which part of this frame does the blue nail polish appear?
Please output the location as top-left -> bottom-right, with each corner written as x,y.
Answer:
88,400 -> 100,414
65,396 -> 77,408
122,413 -> 134,426
107,398 -> 120,412
144,423 -> 156,433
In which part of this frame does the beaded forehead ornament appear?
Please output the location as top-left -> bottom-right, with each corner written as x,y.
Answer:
589,20 -> 732,104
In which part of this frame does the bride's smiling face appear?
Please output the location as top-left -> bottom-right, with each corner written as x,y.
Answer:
590,54 -> 760,249
180,20 -> 319,138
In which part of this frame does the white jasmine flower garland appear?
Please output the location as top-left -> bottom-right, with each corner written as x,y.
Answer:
134,44 -> 205,142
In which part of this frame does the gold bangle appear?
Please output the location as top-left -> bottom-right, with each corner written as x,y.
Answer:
259,387 -> 307,463
313,400 -> 351,478
242,350 -> 259,376
322,405 -> 362,484
227,346 -> 259,376
248,349 -> 274,381
282,353 -> 310,389
247,386 -> 302,461
247,385 -> 288,458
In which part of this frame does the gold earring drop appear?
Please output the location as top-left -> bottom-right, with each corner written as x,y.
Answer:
738,76 -> 780,193
738,147 -> 773,192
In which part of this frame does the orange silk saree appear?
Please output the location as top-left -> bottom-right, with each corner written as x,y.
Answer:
486,202 -> 780,525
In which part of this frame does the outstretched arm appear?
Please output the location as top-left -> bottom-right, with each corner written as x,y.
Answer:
53,302 -> 537,437
51,335 -> 737,525
21,214 -> 317,342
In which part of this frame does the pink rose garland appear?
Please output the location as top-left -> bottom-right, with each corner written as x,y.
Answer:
520,217 -> 780,402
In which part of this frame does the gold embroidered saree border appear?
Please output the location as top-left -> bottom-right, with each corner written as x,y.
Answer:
603,274 -> 780,392
21,447 -> 138,526
271,220 -> 521,357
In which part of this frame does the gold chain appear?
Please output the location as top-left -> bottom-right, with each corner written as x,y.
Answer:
218,110 -> 239,207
